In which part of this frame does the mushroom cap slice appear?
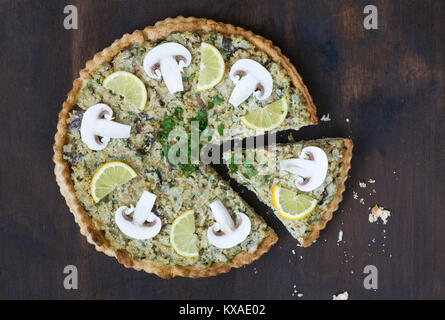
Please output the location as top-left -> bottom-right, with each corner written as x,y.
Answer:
114,191 -> 162,240
280,146 -> 328,192
115,206 -> 162,240
80,103 -> 131,151
143,42 -> 191,94
228,59 -> 273,107
80,104 -> 112,150
207,200 -> 251,249
143,42 -> 192,78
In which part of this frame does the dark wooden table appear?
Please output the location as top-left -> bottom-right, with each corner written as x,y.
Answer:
1,0 -> 444,300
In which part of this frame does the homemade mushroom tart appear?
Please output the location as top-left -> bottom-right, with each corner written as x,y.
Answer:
222,138 -> 353,247
53,17 -> 351,278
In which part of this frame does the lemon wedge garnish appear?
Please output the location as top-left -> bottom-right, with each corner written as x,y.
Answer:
170,210 -> 199,257
90,161 -> 137,203
197,43 -> 225,91
240,97 -> 288,131
271,185 -> 317,220
103,71 -> 147,110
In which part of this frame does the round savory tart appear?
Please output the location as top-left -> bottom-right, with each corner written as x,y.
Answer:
53,16 -> 319,278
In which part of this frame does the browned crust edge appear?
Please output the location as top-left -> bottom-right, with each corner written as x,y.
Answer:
302,139 -> 353,247
53,16 -> 293,279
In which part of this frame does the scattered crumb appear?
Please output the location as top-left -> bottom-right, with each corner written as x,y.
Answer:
359,182 -> 367,188
369,205 -> 391,224
359,198 -> 365,205
368,179 -> 375,184
337,230 -> 343,243
353,191 -> 358,200
292,249 -> 296,255
333,291 -> 349,300
345,118 -> 350,123
320,113 -> 331,121
291,285 -> 304,298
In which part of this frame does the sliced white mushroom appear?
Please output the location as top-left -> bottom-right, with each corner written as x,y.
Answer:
228,59 -> 273,107
207,200 -> 251,249
280,146 -> 328,192
143,42 -> 191,94
115,191 -> 162,240
80,103 -> 131,151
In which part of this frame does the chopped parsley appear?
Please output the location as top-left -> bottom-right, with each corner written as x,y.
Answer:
217,124 -> 224,136
228,154 -> 239,174
212,95 -> 224,104
191,110 -> 208,131
242,156 -> 257,176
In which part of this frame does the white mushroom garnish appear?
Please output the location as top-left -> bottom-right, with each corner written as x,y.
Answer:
207,200 -> 251,249
228,59 -> 273,107
80,103 -> 131,151
143,42 -> 191,94
280,146 -> 328,192
115,191 -> 162,240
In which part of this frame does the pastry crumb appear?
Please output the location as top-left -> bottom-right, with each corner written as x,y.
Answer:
337,230 -> 343,243
292,286 -> 304,298
369,205 -> 391,224
353,191 -> 358,200
320,113 -> 331,121
359,182 -> 367,188
368,179 -> 375,184
333,291 -> 349,300
359,198 -> 365,205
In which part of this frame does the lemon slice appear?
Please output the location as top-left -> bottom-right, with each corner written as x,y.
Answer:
197,43 -> 225,91
271,185 -> 317,220
103,71 -> 147,110
170,210 -> 199,257
240,97 -> 288,131
90,161 -> 137,203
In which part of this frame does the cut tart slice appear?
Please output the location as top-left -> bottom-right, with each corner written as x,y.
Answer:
222,138 -> 353,247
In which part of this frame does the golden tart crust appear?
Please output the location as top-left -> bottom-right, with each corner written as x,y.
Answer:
53,16 -> 324,278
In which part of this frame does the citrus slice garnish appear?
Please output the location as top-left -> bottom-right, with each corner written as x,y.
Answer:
271,185 -> 317,220
240,97 -> 288,131
103,71 -> 147,110
197,43 -> 225,91
170,210 -> 199,257
90,161 -> 137,203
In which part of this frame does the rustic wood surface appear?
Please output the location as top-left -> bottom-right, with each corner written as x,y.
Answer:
0,0 -> 444,299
